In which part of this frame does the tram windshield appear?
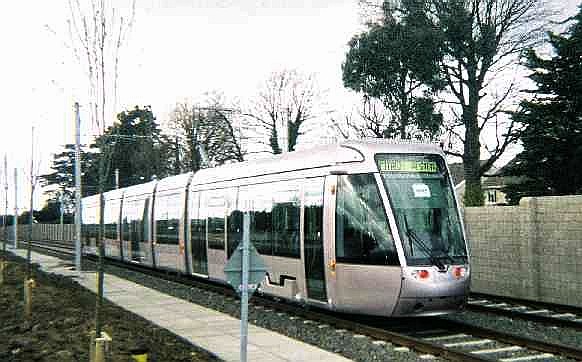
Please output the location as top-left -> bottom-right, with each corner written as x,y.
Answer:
377,154 -> 468,267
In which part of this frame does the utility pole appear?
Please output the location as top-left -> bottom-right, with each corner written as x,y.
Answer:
27,126 -> 35,280
59,192 -> 64,241
13,168 -> 18,249
2,156 -> 6,251
24,126 -> 36,320
3,156 -> 7,245
0,156 -> 5,284
74,102 -> 82,276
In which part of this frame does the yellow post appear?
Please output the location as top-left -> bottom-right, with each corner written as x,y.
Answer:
90,331 -> 112,362
23,278 -> 35,319
131,350 -> 148,362
0,260 -> 5,285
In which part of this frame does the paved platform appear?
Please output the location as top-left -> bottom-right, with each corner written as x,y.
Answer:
8,248 -> 352,362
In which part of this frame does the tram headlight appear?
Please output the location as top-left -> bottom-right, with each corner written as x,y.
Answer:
452,266 -> 467,279
411,269 -> 431,280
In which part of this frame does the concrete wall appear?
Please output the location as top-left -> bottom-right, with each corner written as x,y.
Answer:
464,195 -> 582,307
0,225 -> 75,246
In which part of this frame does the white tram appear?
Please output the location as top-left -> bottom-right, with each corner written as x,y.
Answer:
82,140 -> 470,316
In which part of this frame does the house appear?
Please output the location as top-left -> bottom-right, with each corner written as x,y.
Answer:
448,162 -> 510,206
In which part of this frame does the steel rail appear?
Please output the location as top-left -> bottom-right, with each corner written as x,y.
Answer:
437,318 -> 582,360
25,240 -> 489,361
469,292 -> 582,333
471,292 -> 582,316
26,240 -> 582,361
468,302 -> 582,332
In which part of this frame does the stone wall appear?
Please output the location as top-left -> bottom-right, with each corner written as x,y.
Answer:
464,195 -> 582,307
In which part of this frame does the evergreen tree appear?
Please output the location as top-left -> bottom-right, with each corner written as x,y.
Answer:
40,144 -> 98,199
342,2 -> 444,140
504,7 -> 582,204
96,105 -> 173,190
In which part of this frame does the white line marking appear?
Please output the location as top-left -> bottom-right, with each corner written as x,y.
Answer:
524,309 -> 549,314
472,346 -> 523,354
424,333 -> 468,341
485,303 -> 510,308
469,299 -> 490,305
500,353 -> 554,361
444,339 -> 492,348
419,354 -> 436,359
550,313 -> 576,318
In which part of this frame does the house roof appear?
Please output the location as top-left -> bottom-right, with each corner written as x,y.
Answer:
448,162 -> 465,185
448,161 -> 505,187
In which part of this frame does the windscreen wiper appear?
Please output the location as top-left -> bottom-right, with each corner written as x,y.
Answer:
435,253 -> 455,265
402,215 -> 445,269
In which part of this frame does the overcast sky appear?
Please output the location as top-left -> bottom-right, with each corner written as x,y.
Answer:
0,0 -> 579,212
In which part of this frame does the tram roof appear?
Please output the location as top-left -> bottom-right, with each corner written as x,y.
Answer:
81,140 -> 444,201
121,180 -> 157,199
190,139 -> 443,185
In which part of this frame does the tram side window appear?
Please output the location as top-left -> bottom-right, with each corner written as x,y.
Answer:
121,199 -> 144,244
227,209 -> 242,257
336,174 -> 399,266
121,200 -> 134,243
272,194 -> 300,258
238,182 -> 300,258
121,216 -> 130,241
190,193 -> 206,249
206,194 -> 226,250
81,206 -> 98,245
104,200 -> 120,240
252,201 -> 273,255
155,193 -> 181,244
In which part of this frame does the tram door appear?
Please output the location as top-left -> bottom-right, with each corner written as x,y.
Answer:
189,192 -> 208,276
303,177 -> 327,302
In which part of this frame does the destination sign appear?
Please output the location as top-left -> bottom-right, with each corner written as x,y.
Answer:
377,158 -> 439,173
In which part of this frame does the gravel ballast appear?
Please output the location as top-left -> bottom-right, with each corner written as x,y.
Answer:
99,261 -> 442,361
18,250 -> 582,361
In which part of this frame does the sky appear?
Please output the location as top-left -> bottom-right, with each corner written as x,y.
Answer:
0,0 -> 580,213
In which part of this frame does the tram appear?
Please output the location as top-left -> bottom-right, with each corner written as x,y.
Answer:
82,140 -> 470,316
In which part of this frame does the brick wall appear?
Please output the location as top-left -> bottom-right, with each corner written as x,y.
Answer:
464,195 -> 582,307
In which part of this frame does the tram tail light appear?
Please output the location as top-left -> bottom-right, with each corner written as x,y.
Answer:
452,266 -> 467,279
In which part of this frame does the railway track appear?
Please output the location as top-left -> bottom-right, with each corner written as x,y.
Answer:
23,240 -> 582,361
468,293 -> 582,332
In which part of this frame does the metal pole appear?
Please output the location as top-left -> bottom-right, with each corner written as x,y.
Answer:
2,155 -> 6,252
3,156 -> 7,248
74,102 -> 82,275
114,169 -> 119,189
27,126 -> 34,279
13,168 -> 18,249
59,193 -> 64,241
240,212 -> 250,362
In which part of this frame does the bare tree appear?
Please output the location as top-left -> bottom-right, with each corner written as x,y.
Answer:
332,95 -> 443,142
331,97 -> 391,139
433,0 -> 548,205
165,93 -> 245,172
67,0 -> 136,343
245,70 -> 322,154
377,0 -> 549,205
